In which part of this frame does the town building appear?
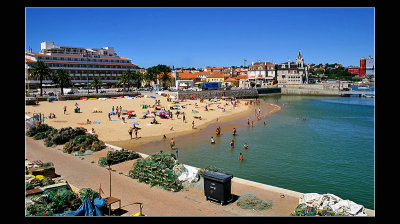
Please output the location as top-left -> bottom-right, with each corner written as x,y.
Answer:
247,61 -> 276,88
25,42 -> 138,89
276,50 -> 308,86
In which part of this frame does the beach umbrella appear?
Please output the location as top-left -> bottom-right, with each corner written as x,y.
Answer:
109,111 -> 116,115
150,96 -> 156,98
127,110 -> 135,114
173,105 -> 180,108
158,112 -> 167,116
192,110 -> 199,114
130,122 -> 139,125
157,109 -> 166,113
168,105 -> 174,108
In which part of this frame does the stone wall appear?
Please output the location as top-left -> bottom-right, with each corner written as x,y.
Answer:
177,89 -> 259,99
281,87 -> 340,96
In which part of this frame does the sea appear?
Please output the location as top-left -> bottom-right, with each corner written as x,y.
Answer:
171,87 -> 375,209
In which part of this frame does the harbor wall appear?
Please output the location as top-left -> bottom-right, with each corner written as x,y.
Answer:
281,87 -> 340,96
177,89 -> 259,99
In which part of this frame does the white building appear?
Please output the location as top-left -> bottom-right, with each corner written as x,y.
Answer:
25,42 -> 137,88
247,61 -> 276,88
276,50 -> 308,86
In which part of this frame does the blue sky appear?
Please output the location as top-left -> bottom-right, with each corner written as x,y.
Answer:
25,8 -> 374,68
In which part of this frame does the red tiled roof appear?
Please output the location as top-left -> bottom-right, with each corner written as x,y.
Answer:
207,73 -> 225,78
25,58 -> 36,62
225,77 -> 238,82
178,72 -> 199,79
235,75 -> 248,80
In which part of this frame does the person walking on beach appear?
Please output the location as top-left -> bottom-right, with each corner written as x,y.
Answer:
63,106 -> 67,114
192,120 -> 195,129
108,113 -> 111,121
239,153 -> 244,161
183,114 -> 186,123
128,127 -> 133,140
248,119 -> 250,126
134,127 -> 138,139
170,138 -> 175,149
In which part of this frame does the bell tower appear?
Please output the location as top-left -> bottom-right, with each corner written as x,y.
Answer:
296,50 -> 304,68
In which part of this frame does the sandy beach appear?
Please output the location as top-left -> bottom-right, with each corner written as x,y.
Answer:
25,93 -> 263,148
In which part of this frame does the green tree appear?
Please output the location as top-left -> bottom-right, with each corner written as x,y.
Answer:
51,68 -> 71,95
91,76 -> 104,94
29,61 -> 52,96
117,69 -> 134,92
153,64 -> 172,88
134,71 -> 144,89
144,67 -> 158,87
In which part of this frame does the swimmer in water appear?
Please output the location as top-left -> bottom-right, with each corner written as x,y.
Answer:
230,139 -> 234,148
233,128 -> 237,136
243,143 -> 248,149
210,137 -> 215,144
239,153 -> 244,161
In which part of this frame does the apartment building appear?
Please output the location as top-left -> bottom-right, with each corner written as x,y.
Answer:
25,42 -> 138,88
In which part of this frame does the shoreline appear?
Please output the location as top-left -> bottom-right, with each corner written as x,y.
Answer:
106,100 -> 281,155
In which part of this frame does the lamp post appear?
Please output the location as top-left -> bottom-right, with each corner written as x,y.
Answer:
107,158 -> 113,197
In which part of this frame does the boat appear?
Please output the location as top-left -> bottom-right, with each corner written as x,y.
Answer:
358,86 -> 370,90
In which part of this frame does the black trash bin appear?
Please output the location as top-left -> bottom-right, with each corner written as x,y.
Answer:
203,171 -> 233,205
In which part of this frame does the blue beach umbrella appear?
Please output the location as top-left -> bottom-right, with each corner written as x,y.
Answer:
130,122 -> 139,125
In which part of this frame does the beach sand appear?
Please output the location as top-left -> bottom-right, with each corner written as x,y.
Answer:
25,94 -> 259,148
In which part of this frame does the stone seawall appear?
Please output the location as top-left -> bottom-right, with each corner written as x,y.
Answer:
281,87 -> 340,96
177,89 -> 259,99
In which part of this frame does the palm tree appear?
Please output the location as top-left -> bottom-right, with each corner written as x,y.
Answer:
117,69 -> 134,92
134,71 -> 144,89
91,76 -> 104,94
29,61 -> 52,96
144,67 -> 157,87
51,68 -> 71,95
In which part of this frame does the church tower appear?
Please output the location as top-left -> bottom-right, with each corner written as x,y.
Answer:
296,50 -> 304,68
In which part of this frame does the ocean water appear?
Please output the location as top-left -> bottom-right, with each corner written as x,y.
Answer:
173,95 -> 375,209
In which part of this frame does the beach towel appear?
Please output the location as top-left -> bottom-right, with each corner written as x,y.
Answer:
111,119 -> 120,121
77,123 -> 85,125
93,121 -> 101,124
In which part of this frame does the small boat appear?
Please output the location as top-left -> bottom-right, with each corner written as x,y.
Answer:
358,86 -> 369,90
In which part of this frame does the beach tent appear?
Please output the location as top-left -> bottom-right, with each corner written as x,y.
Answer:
130,122 -> 139,125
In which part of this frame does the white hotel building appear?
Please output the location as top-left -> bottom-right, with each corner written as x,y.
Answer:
25,42 -> 138,88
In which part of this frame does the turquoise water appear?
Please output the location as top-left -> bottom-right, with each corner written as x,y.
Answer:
173,95 -> 375,209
